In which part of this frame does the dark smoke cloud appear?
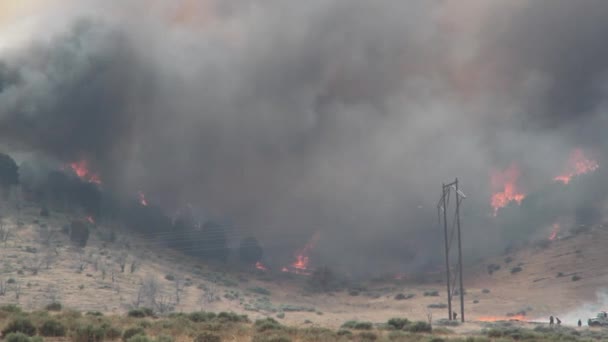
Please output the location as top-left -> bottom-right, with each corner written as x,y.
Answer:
1,0 -> 608,275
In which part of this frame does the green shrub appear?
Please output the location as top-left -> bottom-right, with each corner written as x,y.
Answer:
252,334 -> 291,342
248,287 -> 271,296
188,311 -> 216,322
481,288 -> 490,294
387,318 -> 410,330
358,332 -> 377,341
73,324 -> 105,342
217,311 -> 248,323
86,311 -> 104,317
424,290 -> 440,297
255,318 -> 283,332
128,308 -> 154,318
427,303 -> 448,309
2,318 -> 36,336
406,321 -> 432,333
4,332 -> 42,342
341,320 -> 373,330
155,335 -> 173,342
164,275 -> 175,281
394,293 -> 414,300
194,333 -> 221,342
127,335 -> 152,342
572,275 -> 582,281
45,302 -> 62,311
101,323 -> 122,340
123,327 -> 145,341
39,319 -> 66,337
0,305 -> 21,315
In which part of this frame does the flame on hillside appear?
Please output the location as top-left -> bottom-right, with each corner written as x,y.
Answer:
255,262 -> 268,271
549,223 -> 560,241
554,149 -> 599,184
477,315 -> 526,322
68,160 -> 101,185
282,232 -> 320,275
86,216 -> 95,224
490,164 -> 525,216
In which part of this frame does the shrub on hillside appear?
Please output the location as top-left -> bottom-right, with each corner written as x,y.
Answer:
341,321 -> 373,330
127,335 -> 152,342
255,318 -> 283,332
2,318 -> 36,336
45,302 -> 62,311
406,321 -> 432,333
510,266 -> 523,274
387,318 -> 410,330
424,290 -> 439,297
39,319 -> 66,337
188,311 -> 216,322
123,327 -> 145,341
73,324 -> 105,342
4,333 -> 42,342
194,333 -> 221,342
128,308 -> 154,318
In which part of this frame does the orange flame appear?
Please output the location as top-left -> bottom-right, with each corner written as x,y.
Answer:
549,223 -> 559,241
490,164 -> 525,216
282,232 -> 320,275
477,315 -> 526,322
138,191 -> 148,206
255,262 -> 268,271
554,149 -> 599,184
68,160 -> 101,185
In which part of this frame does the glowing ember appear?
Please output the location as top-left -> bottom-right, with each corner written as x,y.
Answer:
549,223 -> 559,241
477,315 -> 526,322
138,191 -> 148,206
490,164 -> 525,216
554,149 -> 599,184
255,262 -> 268,271
281,267 -> 289,273
68,160 -> 101,184
86,216 -> 95,224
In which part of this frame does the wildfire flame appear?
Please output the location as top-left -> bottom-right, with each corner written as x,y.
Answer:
477,315 -> 526,322
283,232 -> 320,275
138,191 -> 148,206
554,149 -> 599,185
86,216 -> 95,224
255,262 -> 268,271
68,160 -> 101,185
490,164 -> 525,216
549,223 -> 559,241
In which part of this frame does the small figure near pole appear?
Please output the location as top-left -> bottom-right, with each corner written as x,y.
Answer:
550,316 -> 554,325
578,319 -> 582,327
453,312 -> 457,321
556,317 -> 561,325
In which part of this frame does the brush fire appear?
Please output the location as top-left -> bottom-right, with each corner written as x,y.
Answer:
554,149 -> 599,185
68,160 -> 101,185
491,164 -> 526,216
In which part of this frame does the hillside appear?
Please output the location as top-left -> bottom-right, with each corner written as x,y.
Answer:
0,200 -> 606,332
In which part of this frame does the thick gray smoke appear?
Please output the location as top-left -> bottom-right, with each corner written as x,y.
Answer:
1,0 -> 608,275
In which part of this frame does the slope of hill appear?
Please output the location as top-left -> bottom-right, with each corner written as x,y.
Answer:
1,200 -> 607,331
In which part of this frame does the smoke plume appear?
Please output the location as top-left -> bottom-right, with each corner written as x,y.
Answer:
1,0 -> 608,275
